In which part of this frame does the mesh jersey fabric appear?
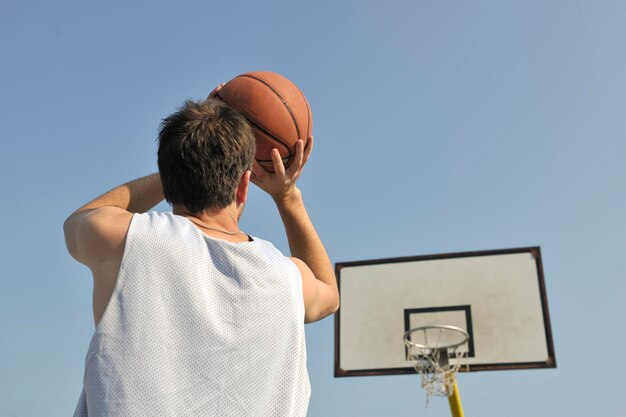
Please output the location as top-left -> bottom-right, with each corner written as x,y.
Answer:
72,211 -> 310,417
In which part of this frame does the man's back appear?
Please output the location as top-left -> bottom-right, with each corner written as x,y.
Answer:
73,212 -> 310,417
64,99 -> 337,416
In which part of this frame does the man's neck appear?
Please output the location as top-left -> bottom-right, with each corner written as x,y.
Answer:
172,204 -> 249,242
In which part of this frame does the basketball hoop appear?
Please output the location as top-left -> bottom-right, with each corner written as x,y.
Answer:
403,325 -> 469,404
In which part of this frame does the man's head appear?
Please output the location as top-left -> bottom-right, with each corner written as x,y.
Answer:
157,99 -> 256,214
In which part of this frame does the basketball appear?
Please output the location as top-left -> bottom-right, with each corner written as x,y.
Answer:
212,71 -> 312,172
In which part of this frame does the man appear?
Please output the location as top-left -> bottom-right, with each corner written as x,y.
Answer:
64,92 -> 338,416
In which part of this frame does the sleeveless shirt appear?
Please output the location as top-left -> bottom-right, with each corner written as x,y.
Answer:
72,212 -> 310,416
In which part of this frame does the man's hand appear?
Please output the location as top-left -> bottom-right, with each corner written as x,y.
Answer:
250,136 -> 313,202
208,82 -> 225,99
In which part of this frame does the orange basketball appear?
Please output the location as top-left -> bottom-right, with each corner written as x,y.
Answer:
213,71 -> 312,172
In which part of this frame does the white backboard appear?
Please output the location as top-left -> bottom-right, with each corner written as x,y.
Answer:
334,247 -> 556,377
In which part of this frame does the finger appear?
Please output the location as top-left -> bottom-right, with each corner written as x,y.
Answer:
271,148 -> 286,177
287,139 -> 305,176
208,82 -> 225,98
301,135 -> 314,166
252,160 -> 269,179
250,163 -> 266,183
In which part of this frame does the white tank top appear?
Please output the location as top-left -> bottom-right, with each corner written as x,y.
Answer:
73,212 -> 310,417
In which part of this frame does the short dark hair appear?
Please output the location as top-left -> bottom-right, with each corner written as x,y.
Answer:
157,99 -> 255,213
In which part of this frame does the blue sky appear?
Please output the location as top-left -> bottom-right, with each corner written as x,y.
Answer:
1,1 -> 625,416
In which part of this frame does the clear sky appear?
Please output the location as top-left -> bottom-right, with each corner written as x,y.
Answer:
1,1 -> 625,416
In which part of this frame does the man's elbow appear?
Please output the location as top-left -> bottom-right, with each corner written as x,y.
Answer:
329,294 -> 340,314
63,214 -> 73,234
63,214 -> 80,260
320,288 -> 340,318
304,300 -> 339,324
322,304 -> 340,322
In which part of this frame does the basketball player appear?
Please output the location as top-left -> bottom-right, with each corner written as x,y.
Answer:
64,91 -> 338,416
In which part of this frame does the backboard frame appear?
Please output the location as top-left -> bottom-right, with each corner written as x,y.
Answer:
334,246 -> 556,377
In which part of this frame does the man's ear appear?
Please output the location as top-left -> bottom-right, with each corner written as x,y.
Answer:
236,170 -> 252,206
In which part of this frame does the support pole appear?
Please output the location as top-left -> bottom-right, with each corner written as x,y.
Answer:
447,380 -> 464,417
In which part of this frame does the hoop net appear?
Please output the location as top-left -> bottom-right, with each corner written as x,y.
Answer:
403,325 -> 469,404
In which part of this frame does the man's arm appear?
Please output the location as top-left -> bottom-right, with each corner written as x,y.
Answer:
278,190 -> 339,323
63,173 -> 164,268
251,137 -> 339,323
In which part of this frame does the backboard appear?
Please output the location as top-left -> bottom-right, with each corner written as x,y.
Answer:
334,247 -> 556,377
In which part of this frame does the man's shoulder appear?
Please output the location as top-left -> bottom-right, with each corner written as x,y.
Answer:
130,211 -> 181,231
64,206 -> 133,268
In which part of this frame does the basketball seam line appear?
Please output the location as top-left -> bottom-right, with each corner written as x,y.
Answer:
239,74 -> 301,140
295,85 -> 311,138
214,91 -> 293,163
245,116 -> 293,158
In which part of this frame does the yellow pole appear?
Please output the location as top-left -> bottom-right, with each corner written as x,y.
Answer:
447,379 -> 464,417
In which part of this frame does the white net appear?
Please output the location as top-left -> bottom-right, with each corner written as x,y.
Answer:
409,347 -> 466,403
404,326 -> 469,406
